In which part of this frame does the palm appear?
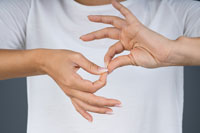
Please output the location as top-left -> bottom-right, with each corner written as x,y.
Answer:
119,24 -> 161,68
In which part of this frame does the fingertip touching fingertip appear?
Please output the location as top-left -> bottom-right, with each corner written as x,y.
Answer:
98,67 -> 108,73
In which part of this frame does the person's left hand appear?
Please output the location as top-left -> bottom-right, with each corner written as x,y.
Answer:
80,0 -> 176,73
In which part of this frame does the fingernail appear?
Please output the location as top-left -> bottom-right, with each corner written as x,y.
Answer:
98,67 -> 108,73
80,35 -> 85,39
88,15 -> 95,18
88,119 -> 93,123
115,103 -> 122,107
87,15 -> 93,20
106,110 -> 113,115
87,118 -> 93,123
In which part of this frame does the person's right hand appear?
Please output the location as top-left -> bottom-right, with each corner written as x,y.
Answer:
38,49 -> 121,122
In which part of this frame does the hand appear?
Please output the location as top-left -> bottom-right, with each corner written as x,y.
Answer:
80,0 -> 174,72
38,49 -> 121,122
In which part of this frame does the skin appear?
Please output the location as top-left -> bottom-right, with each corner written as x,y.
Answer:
81,0 -> 200,73
0,49 -> 121,122
1,0 -> 200,123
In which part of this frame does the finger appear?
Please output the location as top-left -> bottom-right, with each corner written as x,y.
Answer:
87,15 -> 126,29
104,41 -> 124,67
108,54 -> 136,73
67,88 -> 121,107
112,0 -> 137,23
71,100 -> 93,122
71,72 -> 107,93
75,53 -> 108,75
72,98 -> 113,114
80,27 -> 120,41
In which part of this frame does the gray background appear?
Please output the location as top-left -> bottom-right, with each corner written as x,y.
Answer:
0,67 -> 200,133
1,0 -> 200,132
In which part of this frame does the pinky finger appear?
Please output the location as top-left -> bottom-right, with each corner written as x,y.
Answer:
71,100 -> 93,122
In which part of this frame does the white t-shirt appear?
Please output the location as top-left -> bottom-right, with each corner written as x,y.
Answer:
1,0 -> 200,133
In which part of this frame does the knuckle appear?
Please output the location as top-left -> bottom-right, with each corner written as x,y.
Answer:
91,88 -> 98,93
87,63 -> 94,72
100,108 -> 108,113
100,99 -> 107,106
108,45 -> 115,52
85,96 -> 93,105
89,63 -> 98,71
65,88 -> 74,97
110,19 -> 114,25
115,57 -> 121,62
87,88 -> 96,93
64,78 -> 73,87
63,88 -> 70,96
87,99 -> 93,105
103,30 -> 109,38
128,53 -> 137,66
100,80 -> 107,87
97,108 -> 105,113
74,52 -> 83,60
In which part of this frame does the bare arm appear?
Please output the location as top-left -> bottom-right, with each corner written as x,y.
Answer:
0,0 -> 120,122
81,0 -> 200,72
0,49 -> 121,122
169,37 -> 200,66
0,49 -> 44,80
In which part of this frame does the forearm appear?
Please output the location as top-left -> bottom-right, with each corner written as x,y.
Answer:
0,49 -> 45,80
168,36 -> 200,66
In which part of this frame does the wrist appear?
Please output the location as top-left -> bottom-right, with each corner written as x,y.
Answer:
166,36 -> 189,66
29,48 -> 50,75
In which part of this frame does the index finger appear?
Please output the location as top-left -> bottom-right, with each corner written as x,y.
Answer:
104,41 -> 124,67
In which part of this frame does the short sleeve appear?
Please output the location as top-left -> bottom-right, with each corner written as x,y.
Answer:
0,0 -> 31,49
168,0 -> 200,37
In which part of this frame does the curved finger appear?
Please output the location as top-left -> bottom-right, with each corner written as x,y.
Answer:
71,72 -> 107,93
80,27 -> 120,41
72,98 -> 113,114
108,54 -> 136,73
104,41 -> 124,67
112,0 -> 137,23
68,89 -> 121,107
87,15 -> 126,29
71,100 -> 93,122
75,54 -> 108,75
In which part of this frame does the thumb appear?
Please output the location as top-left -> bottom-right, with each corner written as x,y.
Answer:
108,54 -> 135,73
76,54 -> 108,75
